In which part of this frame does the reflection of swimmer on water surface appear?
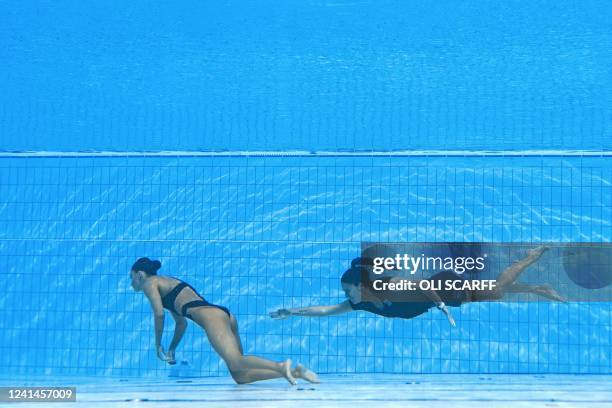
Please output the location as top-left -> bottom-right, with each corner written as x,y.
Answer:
271,246 -> 566,327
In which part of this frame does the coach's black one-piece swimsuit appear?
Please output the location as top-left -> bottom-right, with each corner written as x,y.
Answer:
349,271 -> 468,319
161,279 -> 230,320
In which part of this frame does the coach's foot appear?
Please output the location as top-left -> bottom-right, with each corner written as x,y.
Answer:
537,284 -> 568,303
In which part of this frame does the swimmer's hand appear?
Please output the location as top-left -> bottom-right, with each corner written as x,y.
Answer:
437,303 -> 456,328
270,308 -> 292,320
156,345 -> 171,362
166,349 -> 177,365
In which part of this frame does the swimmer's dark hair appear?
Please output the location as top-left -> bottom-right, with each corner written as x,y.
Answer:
341,257 -> 373,286
131,257 -> 162,275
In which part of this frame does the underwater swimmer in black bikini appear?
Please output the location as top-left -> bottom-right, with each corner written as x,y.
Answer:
130,257 -> 319,384
271,246 -> 566,325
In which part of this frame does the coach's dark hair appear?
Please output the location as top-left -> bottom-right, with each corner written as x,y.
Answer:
341,257 -> 372,286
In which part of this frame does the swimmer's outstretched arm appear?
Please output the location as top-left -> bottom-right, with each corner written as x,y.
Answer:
165,311 -> 187,364
270,301 -> 352,319
142,280 -> 170,361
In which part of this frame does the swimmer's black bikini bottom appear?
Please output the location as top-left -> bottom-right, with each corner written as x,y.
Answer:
182,300 -> 231,320
162,280 -> 232,320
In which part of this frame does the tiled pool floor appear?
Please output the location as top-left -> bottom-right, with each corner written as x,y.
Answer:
2,374 -> 610,408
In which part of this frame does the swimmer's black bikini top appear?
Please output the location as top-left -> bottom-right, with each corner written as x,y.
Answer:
161,281 -> 194,314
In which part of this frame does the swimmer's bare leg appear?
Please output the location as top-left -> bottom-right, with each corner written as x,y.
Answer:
230,361 -> 296,384
470,246 -> 549,302
495,245 -> 549,289
506,283 -> 567,302
468,289 -> 503,302
229,314 -> 244,355
472,282 -> 566,302
191,308 -> 296,385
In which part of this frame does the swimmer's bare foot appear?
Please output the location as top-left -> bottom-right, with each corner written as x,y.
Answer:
537,284 -> 567,303
281,359 -> 297,385
527,245 -> 549,258
294,363 -> 320,384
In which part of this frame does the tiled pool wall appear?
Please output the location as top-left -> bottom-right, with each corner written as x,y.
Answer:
0,155 -> 610,377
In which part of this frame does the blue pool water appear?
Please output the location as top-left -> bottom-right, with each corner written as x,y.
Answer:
0,0 -> 611,385
0,155 -> 610,378
1,1 -> 611,152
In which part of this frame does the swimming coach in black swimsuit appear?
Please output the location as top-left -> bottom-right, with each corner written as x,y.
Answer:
130,257 -> 319,385
271,246 -> 565,325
